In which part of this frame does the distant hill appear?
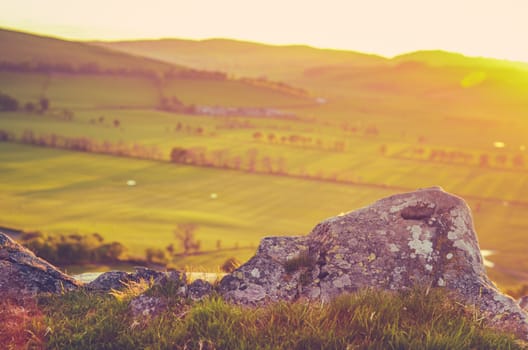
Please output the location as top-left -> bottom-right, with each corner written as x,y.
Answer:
0,28 -> 313,109
92,38 -> 528,110
92,38 -> 387,81
394,50 -> 528,71
0,28 -> 187,75
93,38 -> 528,80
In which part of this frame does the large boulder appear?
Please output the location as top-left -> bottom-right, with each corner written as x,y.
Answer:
0,232 -> 81,296
218,187 -> 528,336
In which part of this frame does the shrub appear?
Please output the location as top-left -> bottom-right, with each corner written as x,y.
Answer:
0,92 -> 19,111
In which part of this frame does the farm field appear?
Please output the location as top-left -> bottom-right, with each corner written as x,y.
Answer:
1,126 -> 527,287
1,28 -> 528,290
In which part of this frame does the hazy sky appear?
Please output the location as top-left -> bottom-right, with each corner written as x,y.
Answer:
1,0 -> 527,62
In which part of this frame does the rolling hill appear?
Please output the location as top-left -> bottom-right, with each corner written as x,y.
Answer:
0,28 -> 312,109
93,38 -> 387,81
0,28 -> 185,74
93,37 -> 528,122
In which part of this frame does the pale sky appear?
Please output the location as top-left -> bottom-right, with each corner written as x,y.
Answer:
1,0 -> 527,62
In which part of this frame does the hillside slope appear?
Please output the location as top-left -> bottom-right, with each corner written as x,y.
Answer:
0,29 -> 312,109
0,28 -> 186,74
93,38 -> 387,81
93,37 -> 528,119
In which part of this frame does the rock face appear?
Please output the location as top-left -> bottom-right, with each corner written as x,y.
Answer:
86,268 -> 185,292
219,187 -> 528,336
0,232 -> 81,296
188,279 -> 214,300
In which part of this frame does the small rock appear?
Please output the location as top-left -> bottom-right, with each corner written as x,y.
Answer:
129,294 -> 167,319
188,279 -> 213,300
86,271 -> 131,292
86,267 -> 179,292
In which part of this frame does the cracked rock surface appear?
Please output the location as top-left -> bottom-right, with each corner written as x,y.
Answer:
218,187 -> 528,337
0,232 -> 81,296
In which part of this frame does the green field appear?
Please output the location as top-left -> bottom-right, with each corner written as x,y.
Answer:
1,28 -> 528,288
0,142 -> 398,265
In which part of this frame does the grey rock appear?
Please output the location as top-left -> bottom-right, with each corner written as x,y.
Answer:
129,294 -> 168,319
219,187 -> 528,338
0,232 -> 81,296
188,279 -> 213,300
85,271 -> 131,292
86,267 -> 168,292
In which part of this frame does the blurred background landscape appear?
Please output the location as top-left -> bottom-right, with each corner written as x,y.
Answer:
1,1 -> 527,291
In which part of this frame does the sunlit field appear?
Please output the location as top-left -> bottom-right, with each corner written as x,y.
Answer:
1,27 -> 528,290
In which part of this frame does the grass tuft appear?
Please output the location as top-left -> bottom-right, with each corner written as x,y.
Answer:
32,286 -> 526,349
283,250 -> 316,273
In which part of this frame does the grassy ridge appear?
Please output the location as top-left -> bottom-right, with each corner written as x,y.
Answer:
0,71 -> 310,109
7,286 -> 520,349
96,37 -> 528,125
0,27 -> 183,73
93,37 -> 387,81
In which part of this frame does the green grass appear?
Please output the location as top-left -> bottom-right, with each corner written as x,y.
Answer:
0,142 -> 397,264
163,79 -> 311,107
32,286 -> 524,350
0,71 -> 310,110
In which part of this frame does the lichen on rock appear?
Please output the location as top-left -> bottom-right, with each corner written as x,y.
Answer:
218,186 -> 528,339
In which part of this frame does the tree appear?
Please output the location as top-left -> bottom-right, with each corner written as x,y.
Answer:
97,242 -> 126,261
39,97 -> 49,113
0,93 -> 19,111
166,243 -> 175,256
24,102 -> 35,112
145,247 -> 169,265
170,147 -> 189,163
173,223 -> 200,255
246,148 -> 259,172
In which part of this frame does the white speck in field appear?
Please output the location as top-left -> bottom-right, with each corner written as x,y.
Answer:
127,180 -> 136,186
210,193 -> 218,199
493,141 -> 505,148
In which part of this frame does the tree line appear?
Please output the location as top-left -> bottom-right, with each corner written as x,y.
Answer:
0,126 -> 377,188
398,146 -> 526,170
20,231 -> 126,266
0,92 -> 50,113
0,60 -> 228,81
0,129 -> 163,160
